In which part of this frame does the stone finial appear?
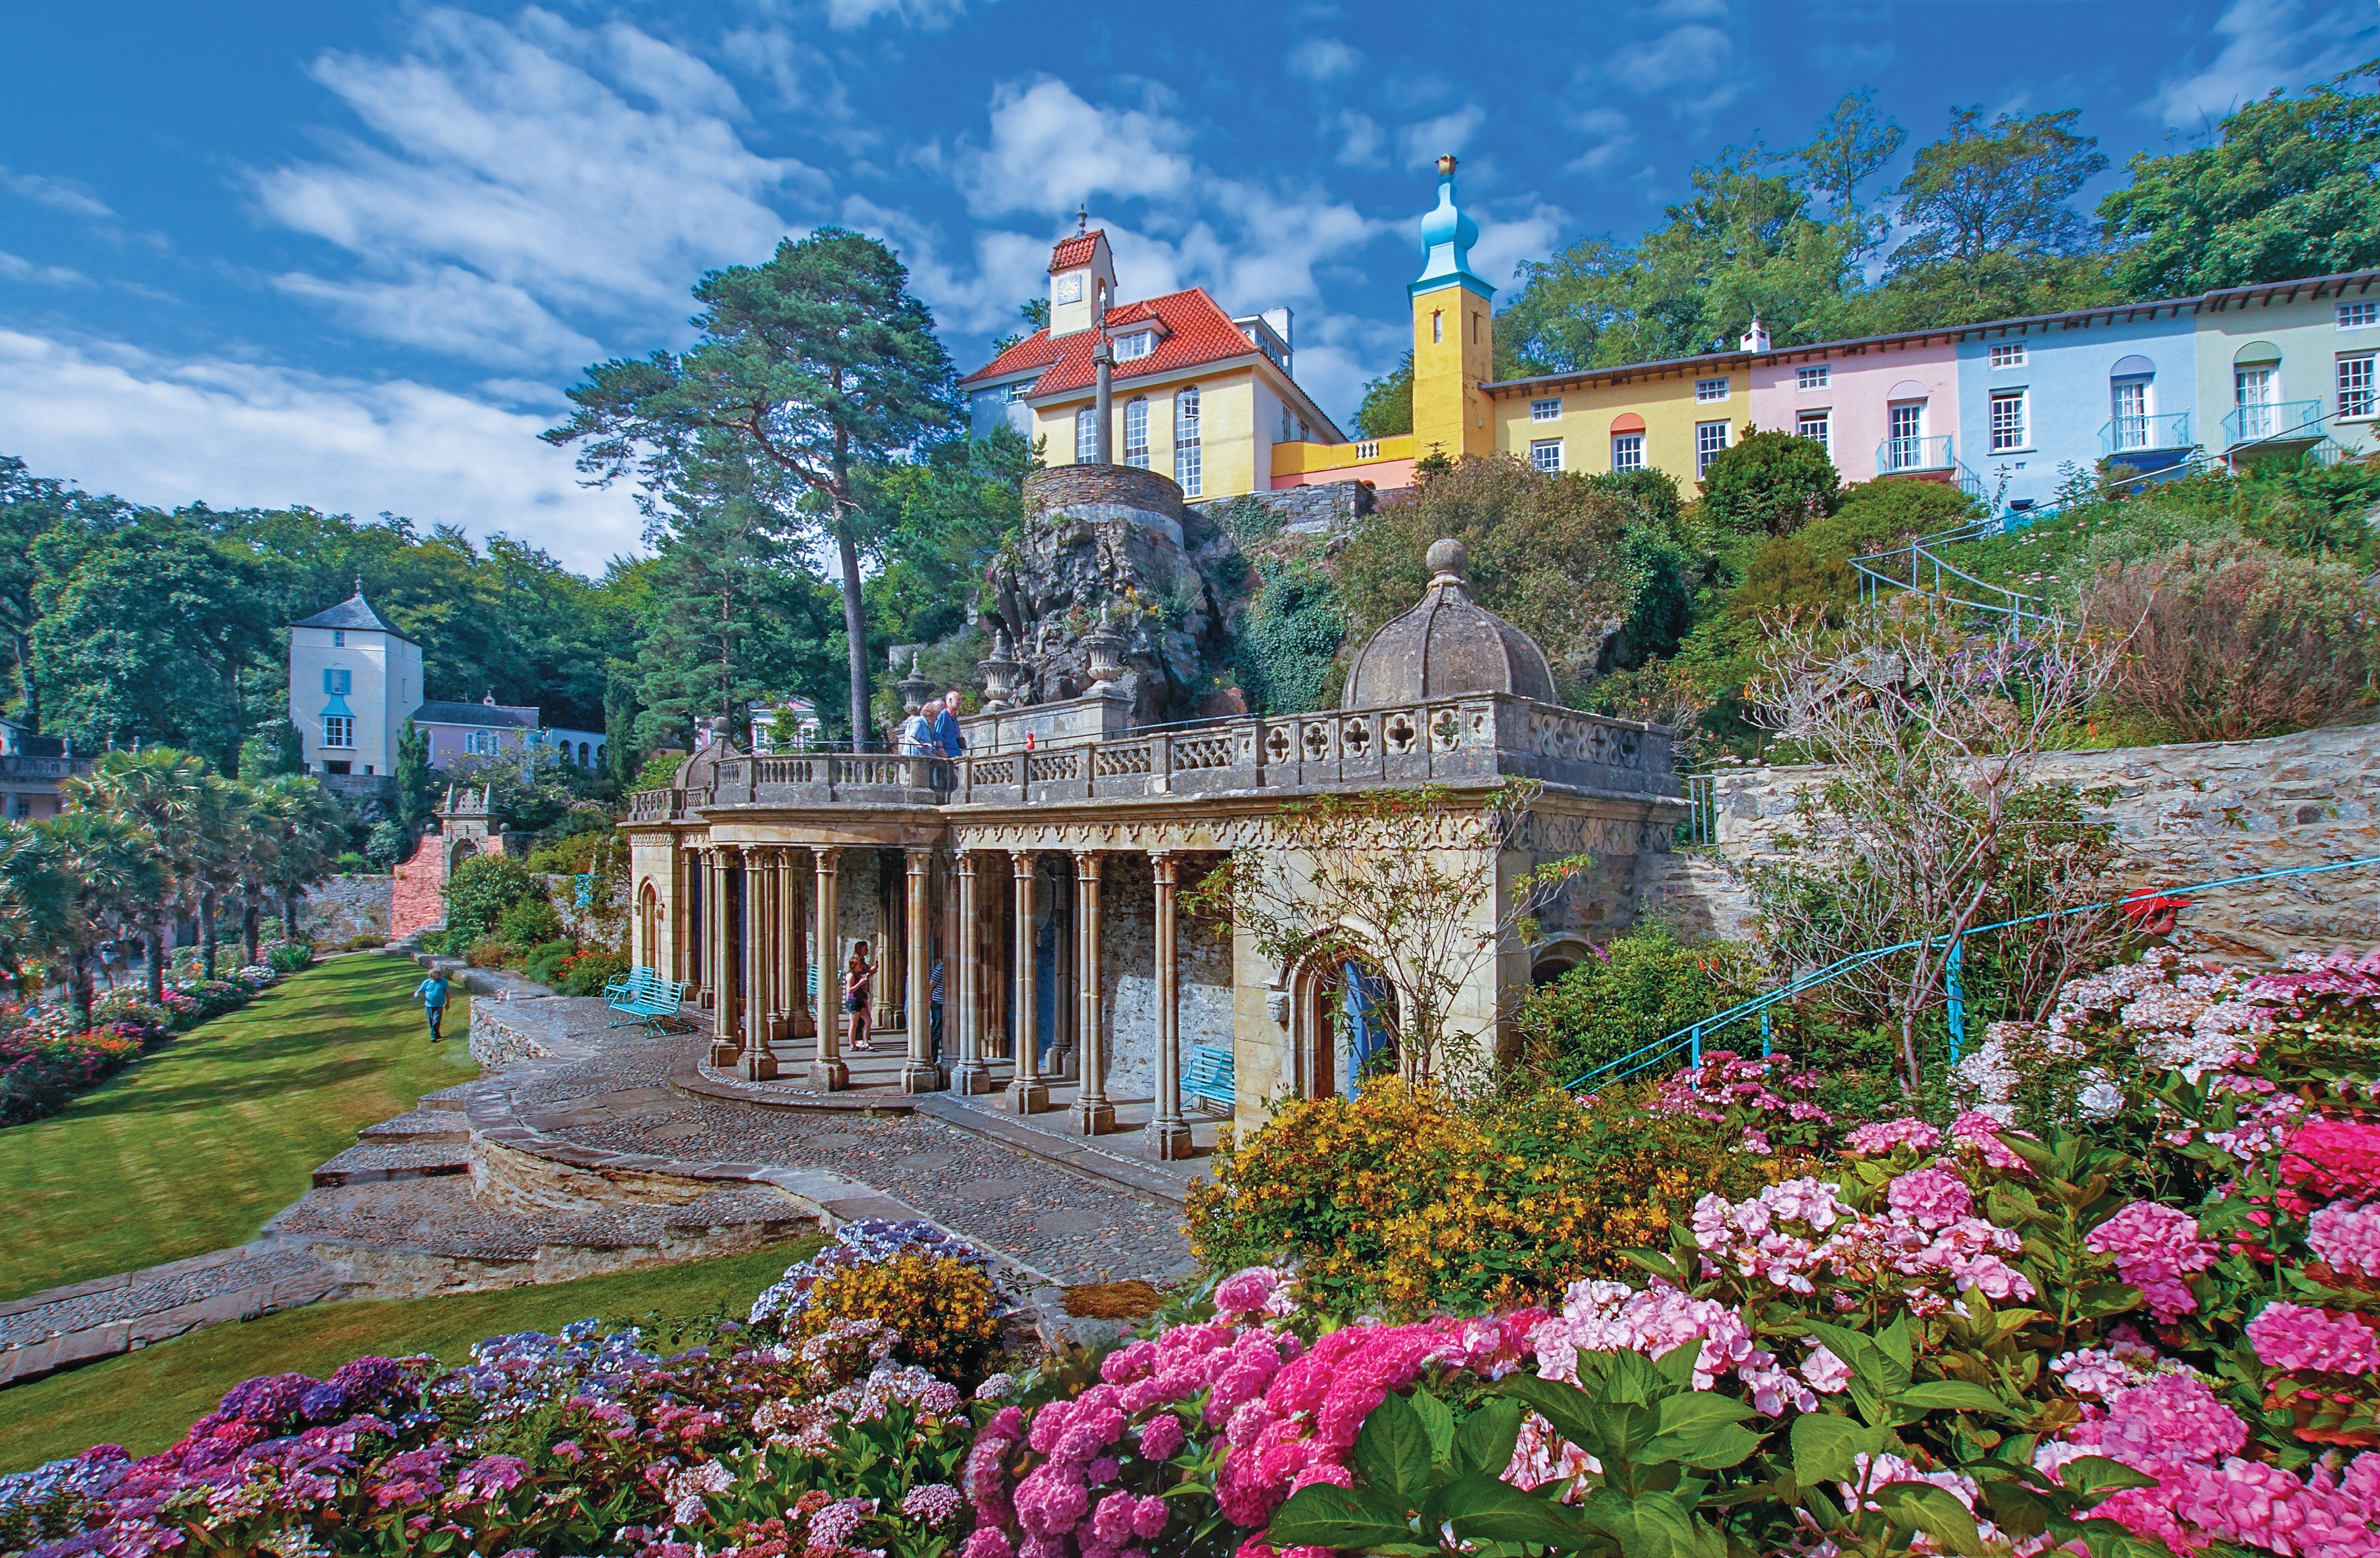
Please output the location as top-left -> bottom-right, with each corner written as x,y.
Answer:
897,650 -> 934,714
1426,537 -> 1469,584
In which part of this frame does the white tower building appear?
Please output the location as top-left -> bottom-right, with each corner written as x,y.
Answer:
287,585 -> 423,782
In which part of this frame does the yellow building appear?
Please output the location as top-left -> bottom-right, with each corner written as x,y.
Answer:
959,227 -> 1347,501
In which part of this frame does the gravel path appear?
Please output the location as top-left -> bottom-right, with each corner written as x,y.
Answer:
272,1179 -> 811,1261
0,1247 -> 340,1351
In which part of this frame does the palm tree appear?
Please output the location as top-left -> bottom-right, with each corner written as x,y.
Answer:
62,748 -> 210,1003
33,812 -> 167,1027
0,823 -> 68,1000
251,776 -> 346,941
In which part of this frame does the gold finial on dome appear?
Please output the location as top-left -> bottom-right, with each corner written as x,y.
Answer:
1436,153 -> 1458,176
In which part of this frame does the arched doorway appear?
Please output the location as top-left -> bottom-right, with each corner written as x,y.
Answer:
1530,936 -> 1598,987
638,880 -> 659,969
1287,952 -> 1397,1098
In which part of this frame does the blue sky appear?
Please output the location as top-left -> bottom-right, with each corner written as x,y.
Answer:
2,0 -> 2373,572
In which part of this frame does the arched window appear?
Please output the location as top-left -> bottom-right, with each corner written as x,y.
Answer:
1074,405 -> 1097,463
1173,387 -> 1202,495
577,741 -> 591,766
2108,355 -> 2157,451
1122,398 -> 1149,467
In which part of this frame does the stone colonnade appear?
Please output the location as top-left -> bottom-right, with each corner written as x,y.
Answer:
673,840 -> 1196,1162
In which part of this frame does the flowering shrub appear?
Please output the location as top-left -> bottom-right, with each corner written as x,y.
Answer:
554,945 -> 632,996
749,1219 -> 1007,1388
1186,1075 -> 1811,1319
0,1024 -> 154,1125
259,937 -> 316,974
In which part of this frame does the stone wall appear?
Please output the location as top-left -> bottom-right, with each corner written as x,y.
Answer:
1196,479 -> 1377,538
1654,724 -> 2380,965
299,875 -> 393,944
1099,856 -> 1156,1098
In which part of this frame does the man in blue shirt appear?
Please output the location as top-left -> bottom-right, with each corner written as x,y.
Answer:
932,690 -> 967,760
415,968 -> 452,1044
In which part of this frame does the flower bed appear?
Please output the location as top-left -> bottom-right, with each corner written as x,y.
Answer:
0,963 -> 285,1128
8,950 -> 2380,1557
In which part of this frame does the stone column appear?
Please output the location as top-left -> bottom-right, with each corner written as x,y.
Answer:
1071,850 -> 1112,1135
1146,852 -> 1192,1160
1006,850 -> 1046,1114
809,847 -> 847,1091
740,847 -> 777,1080
954,852 -> 992,1094
706,850 -> 737,1066
901,846 -> 937,1093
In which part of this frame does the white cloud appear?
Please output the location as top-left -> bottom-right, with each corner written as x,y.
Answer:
0,251 -> 91,286
252,7 -> 817,368
0,166 -> 113,219
1565,107 -> 1635,174
0,328 -> 642,572
1467,201 -> 1568,292
951,77 -> 1197,218
1397,104 -> 1485,167
1287,310 -> 1409,431
1653,0 -> 1730,15
1608,23 -> 1734,93
2145,0 -> 2377,128
821,0 -> 970,28
1286,38 -> 1363,83
1329,109 -> 1386,167
836,194 -> 1050,335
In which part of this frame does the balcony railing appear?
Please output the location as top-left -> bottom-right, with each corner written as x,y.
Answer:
624,694 -> 1682,821
1876,434 -> 1955,475
2100,411 -> 2192,457
2222,399 -> 2323,448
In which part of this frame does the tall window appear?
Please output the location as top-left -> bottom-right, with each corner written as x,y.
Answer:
1695,420 -> 1729,477
322,668 -> 351,696
1795,364 -> 1829,391
2235,365 -> 2277,440
1530,397 -> 1561,422
1611,433 -> 1645,472
2110,380 -> 2151,450
331,629 -> 345,647
1122,398 -> 1149,467
1074,405 -> 1097,462
467,729 -> 497,756
1695,377 -> 1729,403
1990,342 -> 2027,369
1431,310 -> 1442,344
1795,409 -> 1830,452
322,715 -> 354,749
1886,402 -> 1924,469
2341,354 -> 2377,420
1114,330 -> 1154,360
1990,390 -> 2028,452
1529,439 -> 1563,472
2340,302 -> 2378,330
1173,387 -> 1202,496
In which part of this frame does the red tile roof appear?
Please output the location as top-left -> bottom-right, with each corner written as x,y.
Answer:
1048,231 -> 1105,271
959,288 -> 1262,395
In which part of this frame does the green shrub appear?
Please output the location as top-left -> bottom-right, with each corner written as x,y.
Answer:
465,936 -> 511,969
444,853 -> 544,942
1516,922 -> 1759,1084
525,829 -> 619,875
556,946 -> 631,996
498,897 -> 564,950
1232,558 -> 1346,714
1697,427 -> 1841,537
263,941 -> 316,974
524,938 -> 576,985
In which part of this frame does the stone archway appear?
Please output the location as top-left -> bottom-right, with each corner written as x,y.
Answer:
1285,949 -> 1398,1099
638,880 -> 660,969
1530,935 -> 1599,986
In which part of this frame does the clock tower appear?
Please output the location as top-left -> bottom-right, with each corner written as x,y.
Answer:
1048,212 -> 1117,339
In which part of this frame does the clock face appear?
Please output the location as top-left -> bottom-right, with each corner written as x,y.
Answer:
1055,274 -> 1084,303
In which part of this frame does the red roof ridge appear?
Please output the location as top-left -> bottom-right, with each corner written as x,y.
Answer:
1049,230 -> 1106,271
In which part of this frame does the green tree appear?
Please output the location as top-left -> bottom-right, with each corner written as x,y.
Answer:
547,228 -> 961,745
0,456 -> 97,731
1353,352 -> 1413,439
2098,63 -> 2380,298
30,516 -> 276,770
602,668 -> 639,788
1234,558 -> 1346,715
0,823 -> 67,998
33,811 -> 168,1027
857,427 -> 1037,656
1799,88 -> 1907,223
61,747 -> 214,1002
239,718 -> 304,780
395,719 -> 436,832
1698,427 -> 1844,538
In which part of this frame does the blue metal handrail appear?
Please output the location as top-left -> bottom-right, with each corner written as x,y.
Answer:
1564,854 -> 2380,1093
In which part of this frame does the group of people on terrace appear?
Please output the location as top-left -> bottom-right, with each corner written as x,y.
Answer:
895,689 -> 969,761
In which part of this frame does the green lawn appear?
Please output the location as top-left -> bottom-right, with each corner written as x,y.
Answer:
0,1239 -> 822,1470
0,955 -> 479,1302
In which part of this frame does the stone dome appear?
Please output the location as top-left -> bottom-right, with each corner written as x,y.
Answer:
1340,539 -> 1558,709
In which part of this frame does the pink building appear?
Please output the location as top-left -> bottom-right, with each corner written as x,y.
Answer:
1747,329 -> 1968,488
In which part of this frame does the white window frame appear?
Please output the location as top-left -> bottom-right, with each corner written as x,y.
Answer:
1610,433 -> 1645,472
1989,389 -> 2029,452
1173,386 -> 1202,496
1529,438 -> 1563,472
2339,301 -> 2378,330
322,715 -> 354,749
1795,365 -> 1830,391
1530,397 -> 1562,423
2340,353 -> 2377,421
2110,378 -> 2153,450
1695,420 -> 1729,477
1695,377 -> 1730,403
1990,342 -> 2028,370
332,629 -> 345,647
1795,408 -> 1830,452
1122,398 -> 1150,467
1114,330 -> 1155,361
1005,381 -> 1033,403
1074,405 -> 1097,463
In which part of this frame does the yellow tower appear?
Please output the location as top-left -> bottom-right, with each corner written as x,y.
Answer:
1410,154 -> 1496,464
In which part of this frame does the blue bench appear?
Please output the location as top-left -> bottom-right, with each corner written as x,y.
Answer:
605,967 -> 691,1035
1184,1044 -> 1235,1114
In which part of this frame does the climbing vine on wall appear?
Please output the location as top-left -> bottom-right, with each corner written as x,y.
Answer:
1232,557 -> 1347,715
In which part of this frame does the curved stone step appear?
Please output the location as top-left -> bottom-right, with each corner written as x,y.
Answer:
311,1142 -> 472,1186
357,1108 -> 471,1146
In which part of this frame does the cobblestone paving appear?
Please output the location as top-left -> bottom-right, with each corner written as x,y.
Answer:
488,1019 -> 1195,1284
0,1248 -> 338,1349
271,1179 -> 811,1260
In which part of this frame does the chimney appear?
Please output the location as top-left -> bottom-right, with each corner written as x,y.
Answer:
1740,318 -> 1771,352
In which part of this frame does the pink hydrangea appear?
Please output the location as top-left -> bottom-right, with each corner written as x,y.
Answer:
2308,1199 -> 2380,1279
1535,1280 -> 1819,1415
2247,1302 -> 2380,1376
1884,1169 -> 1973,1229
1949,1110 -> 2032,1172
2084,1201 -> 2218,1322
1844,1118 -> 1942,1156
1213,1266 -> 1297,1321
2281,1118 -> 2380,1201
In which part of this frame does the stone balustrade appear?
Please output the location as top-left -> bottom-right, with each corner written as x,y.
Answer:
630,693 -> 1677,821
